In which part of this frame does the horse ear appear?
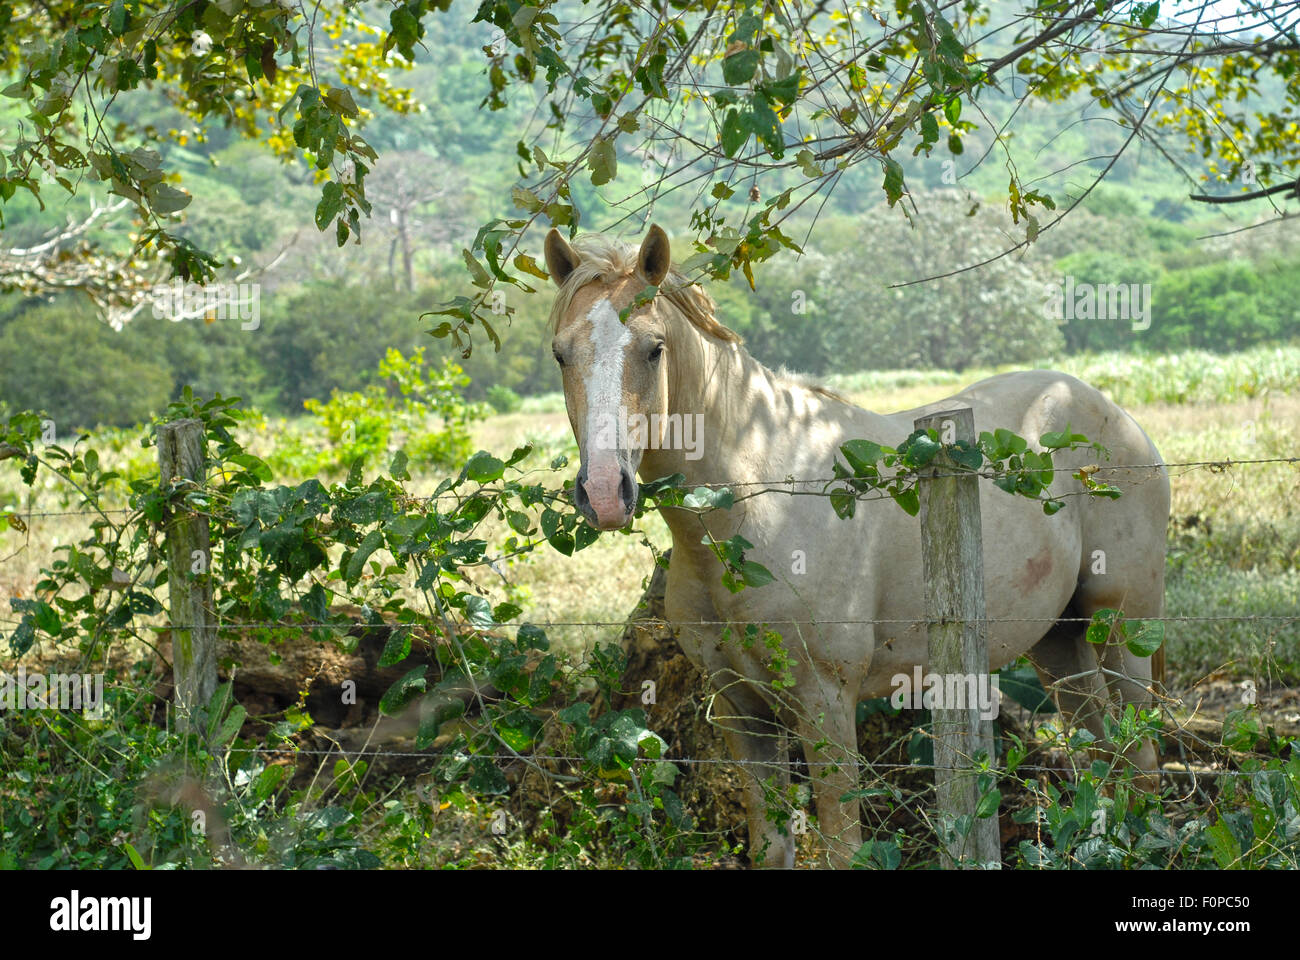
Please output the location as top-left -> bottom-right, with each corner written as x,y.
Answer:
544,229 -> 581,287
637,224 -> 671,286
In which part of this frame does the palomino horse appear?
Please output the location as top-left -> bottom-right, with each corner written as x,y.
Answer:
544,224 -> 1170,868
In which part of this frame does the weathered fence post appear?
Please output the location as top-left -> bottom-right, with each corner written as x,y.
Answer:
915,407 -> 1000,869
158,419 -> 217,733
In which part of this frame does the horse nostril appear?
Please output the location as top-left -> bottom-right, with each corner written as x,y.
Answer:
574,471 -> 591,510
620,468 -> 637,511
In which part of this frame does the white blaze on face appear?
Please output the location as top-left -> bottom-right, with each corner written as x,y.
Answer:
583,298 -> 631,457
580,298 -> 633,524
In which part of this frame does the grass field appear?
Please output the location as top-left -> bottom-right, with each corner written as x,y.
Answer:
3,346 -> 1297,687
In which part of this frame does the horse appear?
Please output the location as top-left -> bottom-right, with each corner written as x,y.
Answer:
543,224 -> 1170,868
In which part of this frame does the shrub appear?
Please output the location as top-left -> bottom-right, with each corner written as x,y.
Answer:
486,384 -> 523,414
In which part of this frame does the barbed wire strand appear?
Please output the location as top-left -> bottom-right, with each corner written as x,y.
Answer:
3,454 -> 1297,521
1,613 -> 1297,630
225,746 -> 1268,780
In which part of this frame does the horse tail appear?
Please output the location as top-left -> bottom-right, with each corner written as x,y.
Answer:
1150,644 -> 1166,693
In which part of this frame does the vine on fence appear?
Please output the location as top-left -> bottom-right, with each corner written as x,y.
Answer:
826,425 -> 1120,518
4,394 -> 1297,869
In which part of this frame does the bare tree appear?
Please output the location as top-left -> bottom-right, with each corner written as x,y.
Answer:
0,199 -> 152,328
366,151 -> 467,292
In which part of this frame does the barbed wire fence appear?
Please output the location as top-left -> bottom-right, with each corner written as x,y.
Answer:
2,418 -> 1298,866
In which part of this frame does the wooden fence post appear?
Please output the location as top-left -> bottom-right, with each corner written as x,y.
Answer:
914,407 -> 1001,869
158,419 -> 217,733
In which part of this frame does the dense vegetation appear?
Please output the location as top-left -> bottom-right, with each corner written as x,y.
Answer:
2,1 -> 1297,872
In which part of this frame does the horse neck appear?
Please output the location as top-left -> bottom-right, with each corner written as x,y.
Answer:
638,309 -> 787,489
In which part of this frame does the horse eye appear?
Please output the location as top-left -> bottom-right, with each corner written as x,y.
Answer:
648,343 -> 664,362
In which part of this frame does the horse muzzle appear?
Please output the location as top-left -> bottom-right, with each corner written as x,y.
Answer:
574,458 -> 638,530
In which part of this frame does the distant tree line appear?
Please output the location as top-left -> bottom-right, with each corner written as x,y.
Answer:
3,199 -> 1298,431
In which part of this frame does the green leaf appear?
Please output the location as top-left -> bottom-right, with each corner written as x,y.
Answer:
949,439 -> 983,470
205,682 -> 234,741
254,765 -> 284,801
840,439 -> 884,475
723,49 -> 760,86
108,0 -> 128,36
618,284 -> 659,323
882,157 -> 905,205
547,531 -> 574,556
215,705 -> 246,745
574,523 -> 600,551
389,450 -> 409,480
467,757 -> 509,795
558,702 -> 591,727
31,600 -> 61,635
976,788 -> 1001,819
229,452 -> 272,482
749,94 -> 783,157
378,627 -> 412,667
147,183 -> 192,215
1221,708 -> 1261,751
517,623 -> 549,651
302,806 -> 353,831
830,488 -> 856,519
851,839 -> 901,870
740,560 -> 774,588
464,595 -> 495,628
990,428 -> 1029,457
379,666 -> 428,716
682,486 -> 734,511
721,108 -> 751,156
998,663 -> 1056,713
587,135 -> 618,186
891,487 -> 920,516
901,432 -> 942,467
346,529 -> 384,584
1205,818 -> 1239,869
465,451 -> 504,483
919,111 -> 939,146
760,71 -> 800,106
730,12 -> 761,44
323,86 -> 359,119
121,843 -> 147,870
795,149 -> 823,179
1085,608 -> 1121,645
1122,618 -> 1164,657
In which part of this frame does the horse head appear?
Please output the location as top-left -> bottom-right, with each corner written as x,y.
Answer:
543,224 -> 678,530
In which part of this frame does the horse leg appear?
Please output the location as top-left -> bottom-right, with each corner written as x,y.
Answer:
711,689 -> 796,868
1071,475 -> 1168,786
1029,601 -> 1160,786
793,686 -> 862,869
1027,616 -> 1111,750
1074,584 -> 1163,787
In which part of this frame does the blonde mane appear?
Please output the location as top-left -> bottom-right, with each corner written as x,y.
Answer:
547,233 -> 742,345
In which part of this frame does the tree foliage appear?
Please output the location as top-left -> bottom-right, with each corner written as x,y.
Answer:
1,1 -> 1297,346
